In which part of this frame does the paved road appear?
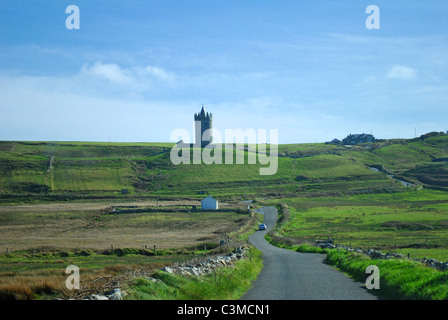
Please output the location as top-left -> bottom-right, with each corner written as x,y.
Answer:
242,207 -> 378,300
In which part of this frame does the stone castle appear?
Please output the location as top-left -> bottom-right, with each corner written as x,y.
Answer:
194,105 -> 213,148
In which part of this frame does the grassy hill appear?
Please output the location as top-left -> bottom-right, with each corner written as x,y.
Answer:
0,134 -> 447,300
0,134 -> 447,203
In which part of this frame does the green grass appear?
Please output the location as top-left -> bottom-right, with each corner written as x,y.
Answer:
52,163 -> 134,192
4,135 -> 446,201
125,247 -> 263,300
1,140 -> 402,202
266,189 -> 448,261
0,248 -> 203,274
372,144 -> 430,169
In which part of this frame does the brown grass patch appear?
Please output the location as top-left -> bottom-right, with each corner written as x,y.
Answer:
0,273 -> 66,300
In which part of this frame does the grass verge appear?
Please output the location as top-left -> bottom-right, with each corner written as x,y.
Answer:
125,247 -> 263,300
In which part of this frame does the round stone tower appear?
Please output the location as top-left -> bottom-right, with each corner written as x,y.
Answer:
194,105 -> 213,148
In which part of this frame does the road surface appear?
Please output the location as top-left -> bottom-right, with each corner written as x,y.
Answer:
242,207 -> 379,300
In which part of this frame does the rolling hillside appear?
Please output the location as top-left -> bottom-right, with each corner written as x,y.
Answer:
0,134 -> 447,203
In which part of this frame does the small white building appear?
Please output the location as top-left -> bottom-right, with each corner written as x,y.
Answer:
201,195 -> 218,210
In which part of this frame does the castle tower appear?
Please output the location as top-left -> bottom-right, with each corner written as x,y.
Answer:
194,105 -> 213,148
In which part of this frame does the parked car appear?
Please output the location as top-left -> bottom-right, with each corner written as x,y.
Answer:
259,224 -> 267,231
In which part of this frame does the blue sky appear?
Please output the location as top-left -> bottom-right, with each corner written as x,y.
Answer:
0,1 -> 447,143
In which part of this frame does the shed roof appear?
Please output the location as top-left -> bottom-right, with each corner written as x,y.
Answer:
201,195 -> 217,201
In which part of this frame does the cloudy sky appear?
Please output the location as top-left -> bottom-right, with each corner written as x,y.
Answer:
0,1 -> 447,144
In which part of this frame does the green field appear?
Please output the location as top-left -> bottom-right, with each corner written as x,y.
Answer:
1,135 -> 447,255
269,189 -> 448,261
0,133 -> 447,299
6,136 -> 447,202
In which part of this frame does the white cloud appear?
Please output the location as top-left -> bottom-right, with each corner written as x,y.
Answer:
136,66 -> 176,82
79,61 -> 176,85
80,62 -> 133,84
386,65 -> 417,80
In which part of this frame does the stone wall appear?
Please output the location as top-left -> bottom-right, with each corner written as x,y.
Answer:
161,246 -> 246,277
317,240 -> 448,271
68,246 -> 247,300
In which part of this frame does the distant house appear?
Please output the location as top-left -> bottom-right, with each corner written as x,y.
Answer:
326,138 -> 342,145
342,134 -> 375,145
201,195 -> 218,210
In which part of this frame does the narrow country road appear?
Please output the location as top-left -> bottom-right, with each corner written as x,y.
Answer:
242,207 -> 379,300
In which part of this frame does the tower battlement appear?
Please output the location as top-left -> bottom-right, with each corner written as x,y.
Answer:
194,106 -> 213,120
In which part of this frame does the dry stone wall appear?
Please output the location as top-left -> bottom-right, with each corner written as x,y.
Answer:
74,247 -> 247,300
317,240 -> 448,271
